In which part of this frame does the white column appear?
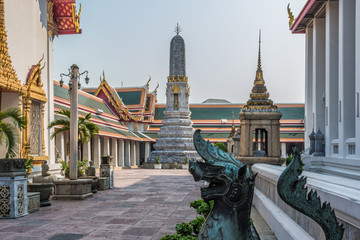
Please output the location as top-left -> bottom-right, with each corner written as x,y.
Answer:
83,141 -> 91,162
305,26 -> 314,149
118,139 -> 124,167
102,137 -> 110,156
55,132 -> 65,162
338,0 -> 356,157
356,0 -> 360,159
281,143 -> 287,158
130,141 -> 135,166
312,17 -> 326,135
144,142 -> 150,162
112,138 -> 118,167
325,1 -> 339,156
136,142 -> 140,165
93,135 -> 101,168
125,140 -> 130,167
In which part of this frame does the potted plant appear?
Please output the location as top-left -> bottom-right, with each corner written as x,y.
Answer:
182,157 -> 189,170
154,156 -> 162,169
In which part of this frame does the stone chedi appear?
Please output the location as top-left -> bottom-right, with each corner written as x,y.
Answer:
150,24 -> 199,163
237,32 -> 283,166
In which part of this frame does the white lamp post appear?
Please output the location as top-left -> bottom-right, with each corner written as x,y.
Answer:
60,64 -> 89,180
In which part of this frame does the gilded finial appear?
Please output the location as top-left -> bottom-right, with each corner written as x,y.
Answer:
103,70 -> 106,81
287,3 -> 295,29
257,29 -> 262,71
147,75 -> 151,86
174,23 -> 182,35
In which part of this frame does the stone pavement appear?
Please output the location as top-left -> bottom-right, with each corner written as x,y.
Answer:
0,169 -> 275,240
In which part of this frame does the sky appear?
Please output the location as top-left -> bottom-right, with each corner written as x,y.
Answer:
54,0 -> 306,104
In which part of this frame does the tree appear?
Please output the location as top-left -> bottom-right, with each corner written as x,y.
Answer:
48,109 -> 99,161
0,108 -> 27,158
214,142 -> 227,153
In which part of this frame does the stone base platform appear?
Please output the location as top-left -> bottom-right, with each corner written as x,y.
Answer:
98,177 -> 109,191
236,156 -> 284,167
52,179 -> 93,200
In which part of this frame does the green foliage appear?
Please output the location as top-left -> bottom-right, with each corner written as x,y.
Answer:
161,199 -> 214,239
24,158 -> 34,176
61,158 -> 88,178
48,109 -> 99,145
285,154 -> 294,166
155,156 -> 161,164
214,142 -> 227,152
61,161 -> 70,178
0,108 -> 27,158
190,199 -> 214,218
286,153 -> 304,170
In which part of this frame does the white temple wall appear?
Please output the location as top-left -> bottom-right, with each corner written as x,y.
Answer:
5,0 -> 55,165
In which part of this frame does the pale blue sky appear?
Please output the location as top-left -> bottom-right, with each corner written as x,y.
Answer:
54,0 -> 306,104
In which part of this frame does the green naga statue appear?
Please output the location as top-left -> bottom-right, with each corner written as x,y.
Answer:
277,148 -> 344,240
189,130 -> 257,240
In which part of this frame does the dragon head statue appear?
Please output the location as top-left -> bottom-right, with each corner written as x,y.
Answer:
189,130 -> 257,239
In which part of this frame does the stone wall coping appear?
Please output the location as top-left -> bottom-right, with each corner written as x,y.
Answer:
252,164 -> 360,229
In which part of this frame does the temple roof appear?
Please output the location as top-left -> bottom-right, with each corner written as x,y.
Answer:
146,103 -> 304,142
243,32 -> 278,112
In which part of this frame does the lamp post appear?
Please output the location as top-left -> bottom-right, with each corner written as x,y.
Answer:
60,64 -> 89,180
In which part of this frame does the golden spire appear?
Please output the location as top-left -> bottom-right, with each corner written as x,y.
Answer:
243,31 -> 278,112
0,0 -> 22,93
257,29 -> 262,71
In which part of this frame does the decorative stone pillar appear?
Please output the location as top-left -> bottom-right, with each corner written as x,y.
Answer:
100,156 -> 113,189
309,129 -> 315,155
136,142 -> 140,165
0,159 -> 28,218
313,129 -> 325,156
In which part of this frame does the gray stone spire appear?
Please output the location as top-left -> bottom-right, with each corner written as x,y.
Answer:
149,24 -> 199,163
169,24 -> 186,77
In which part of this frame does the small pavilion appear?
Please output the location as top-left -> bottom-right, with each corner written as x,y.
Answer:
236,33 -> 283,166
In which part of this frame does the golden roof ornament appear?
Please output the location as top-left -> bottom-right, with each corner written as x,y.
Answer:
243,30 -> 278,112
0,0 -> 23,93
229,111 -> 236,138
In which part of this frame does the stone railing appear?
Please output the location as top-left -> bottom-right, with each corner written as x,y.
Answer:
252,164 -> 360,240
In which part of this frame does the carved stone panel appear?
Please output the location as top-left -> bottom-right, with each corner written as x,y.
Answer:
30,101 -> 41,155
17,184 -> 24,215
0,185 -> 10,217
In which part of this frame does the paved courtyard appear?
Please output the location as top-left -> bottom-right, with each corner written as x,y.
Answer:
0,169 -> 274,240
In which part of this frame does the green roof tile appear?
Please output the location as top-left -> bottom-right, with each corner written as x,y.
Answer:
154,106 -> 304,120
117,91 -> 142,105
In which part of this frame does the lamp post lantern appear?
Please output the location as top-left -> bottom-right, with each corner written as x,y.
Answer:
60,64 -> 89,180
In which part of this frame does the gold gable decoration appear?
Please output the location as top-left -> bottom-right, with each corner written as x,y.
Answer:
0,0 -> 23,93
22,57 -> 48,164
47,0 -> 59,40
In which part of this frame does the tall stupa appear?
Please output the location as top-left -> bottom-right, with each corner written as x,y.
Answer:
150,24 -> 199,163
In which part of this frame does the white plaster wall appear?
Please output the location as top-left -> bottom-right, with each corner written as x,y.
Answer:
5,0 -> 55,165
